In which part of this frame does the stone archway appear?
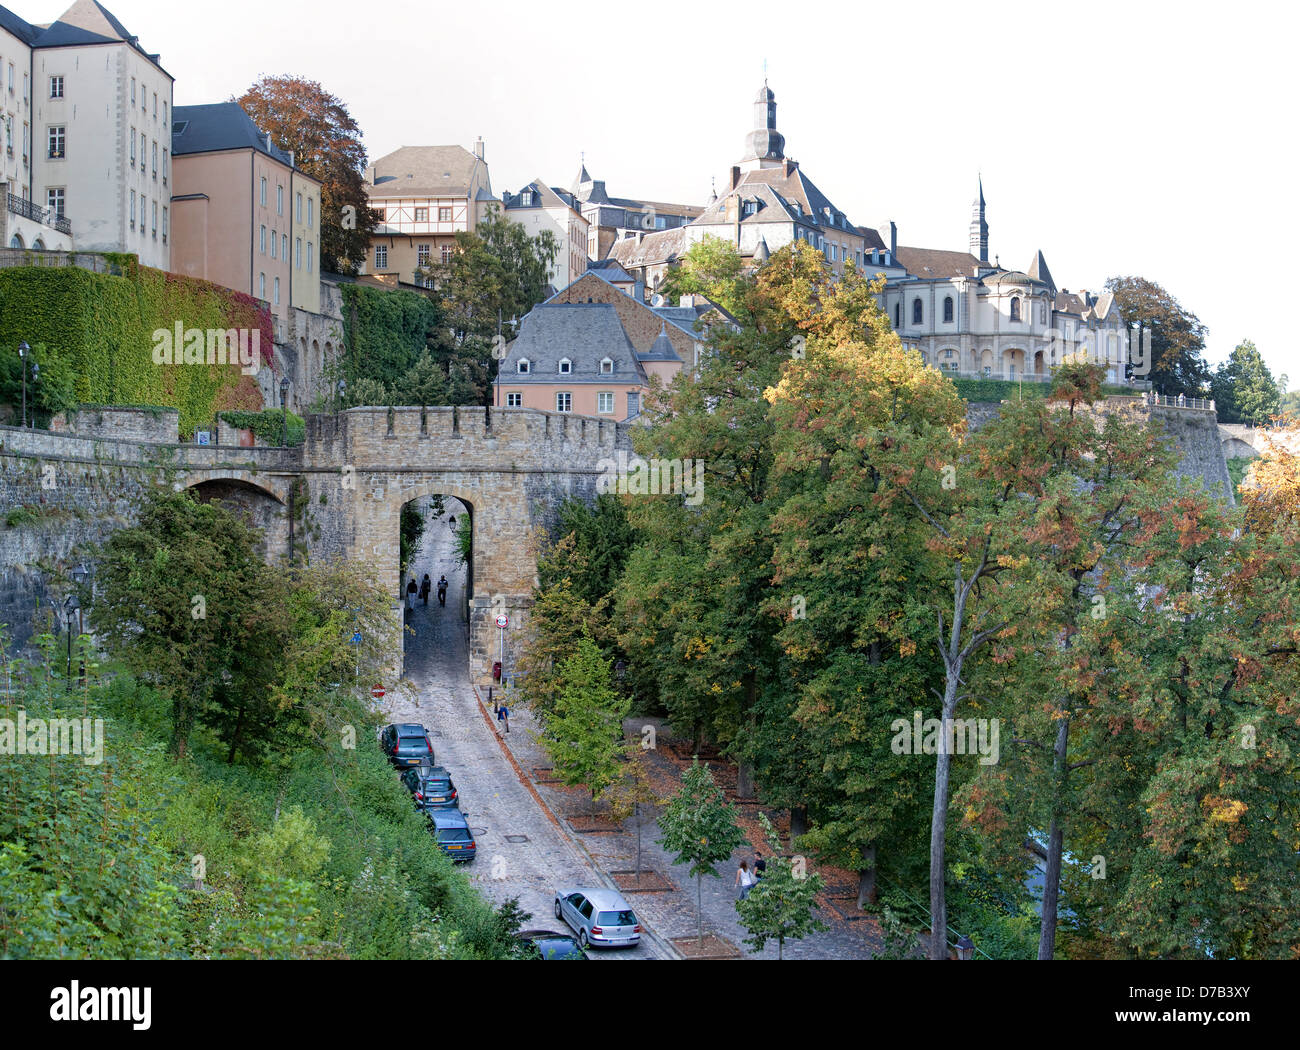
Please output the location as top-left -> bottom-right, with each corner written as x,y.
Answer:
186,476 -> 290,558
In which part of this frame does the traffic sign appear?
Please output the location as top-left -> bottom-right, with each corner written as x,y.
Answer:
495,614 -> 509,629
371,683 -> 385,699
351,631 -> 362,645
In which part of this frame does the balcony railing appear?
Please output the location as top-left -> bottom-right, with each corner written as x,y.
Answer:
6,192 -> 71,235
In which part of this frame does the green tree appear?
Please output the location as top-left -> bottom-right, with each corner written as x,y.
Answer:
656,235 -> 749,317
543,638 -> 630,806
1210,339 -> 1281,425
238,75 -> 378,274
0,340 -> 76,425
734,813 -> 828,958
1106,275 -> 1210,398
657,758 -> 746,944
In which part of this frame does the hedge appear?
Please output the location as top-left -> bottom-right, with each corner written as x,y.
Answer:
219,409 -> 305,447
0,262 -> 272,438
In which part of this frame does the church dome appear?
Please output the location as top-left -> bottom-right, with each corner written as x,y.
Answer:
744,127 -> 785,161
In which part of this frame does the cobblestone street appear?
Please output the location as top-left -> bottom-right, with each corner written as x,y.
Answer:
379,508 -> 667,960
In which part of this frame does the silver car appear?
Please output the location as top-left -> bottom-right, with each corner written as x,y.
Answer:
553,887 -> 642,949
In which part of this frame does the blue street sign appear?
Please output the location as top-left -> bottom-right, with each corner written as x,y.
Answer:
351,631 -> 363,645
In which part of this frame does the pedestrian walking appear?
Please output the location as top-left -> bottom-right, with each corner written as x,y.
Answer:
420,574 -> 431,606
753,852 -> 767,881
497,702 -> 510,734
735,860 -> 754,900
437,575 -> 448,607
405,578 -> 417,611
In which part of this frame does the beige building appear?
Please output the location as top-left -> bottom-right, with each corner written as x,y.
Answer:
171,102 -> 322,320
361,141 -> 496,286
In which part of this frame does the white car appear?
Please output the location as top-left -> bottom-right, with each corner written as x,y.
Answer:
553,887 -> 642,949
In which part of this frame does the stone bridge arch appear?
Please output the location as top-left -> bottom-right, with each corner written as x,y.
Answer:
185,475 -> 292,556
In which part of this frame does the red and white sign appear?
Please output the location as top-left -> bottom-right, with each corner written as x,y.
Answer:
371,684 -> 385,699
495,614 -> 509,629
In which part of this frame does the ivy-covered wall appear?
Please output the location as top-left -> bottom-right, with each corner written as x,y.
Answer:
339,282 -> 442,389
0,261 -> 271,438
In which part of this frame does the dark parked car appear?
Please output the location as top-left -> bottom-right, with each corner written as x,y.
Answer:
514,929 -> 587,960
400,766 -> 459,810
428,809 -> 476,862
380,723 -> 434,770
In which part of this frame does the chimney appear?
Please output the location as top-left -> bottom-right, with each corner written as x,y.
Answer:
877,220 -> 897,256
288,149 -> 295,168
730,165 -> 741,191
474,137 -> 485,161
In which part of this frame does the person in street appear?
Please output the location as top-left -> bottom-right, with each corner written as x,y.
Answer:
753,852 -> 766,881
420,574 -> 431,606
405,578 -> 417,611
437,575 -> 448,607
735,860 -> 754,900
497,701 -> 510,734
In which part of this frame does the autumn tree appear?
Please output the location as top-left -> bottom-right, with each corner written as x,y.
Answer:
1106,275 -> 1210,398
238,75 -> 377,274
734,812 -> 827,958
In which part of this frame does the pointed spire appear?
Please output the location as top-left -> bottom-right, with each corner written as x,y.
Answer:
1028,249 -> 1056,292
709,176 -> 717,205
753,236 -> 770,263
969,176 -> 989,263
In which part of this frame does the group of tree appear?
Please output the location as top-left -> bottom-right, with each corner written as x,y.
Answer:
520,237 -> 1300,959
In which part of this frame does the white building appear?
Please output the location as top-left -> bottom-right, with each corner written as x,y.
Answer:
877,183 -> 1133,385
501,178 -> 589,293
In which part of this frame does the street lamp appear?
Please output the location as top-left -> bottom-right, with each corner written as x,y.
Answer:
279,376 -> 290,446
955,934 -> 975,961
18,341 -> 29,427
336,378 -> 346,415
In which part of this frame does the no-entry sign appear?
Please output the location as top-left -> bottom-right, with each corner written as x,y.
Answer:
495,614 -> 509,629
371,683 -> 385,699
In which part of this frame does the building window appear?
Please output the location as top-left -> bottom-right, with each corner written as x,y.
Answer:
260,225 -> 267,253
271,229 -> 277,258
597,392 -> 614,414
8,64 -> 14,94
520,190 -> 532,206
1010,297 -> 1021,322
130,77 -> 135,104
506,392 -> 522,407
259,273 -> 266,298
438,206 -> 452,221
282,233 -> 287,259
151,200 -> 157,237
1040,302 -> 1047,325
414,207 -> 428,222
22,122 -> 28,164
21,72 -> 26,101
296,193 -> 302,222
140,132 -> 146,171
307,243 -> 313,272
912,299 -> 922,325
295,238 -> 302,269
260,178 -> 267,206
47,125 -> 65,159
417,244 -> 431,266
558,358 -> 572,375
307,198 -> 313,227
130,190 -> 136,228
600,358 -> 613,375
943,296 -> 954,323
627,391 -> 640,416
46,188 -> 64,219
274,276 -> 280,305
162,148 -> 168,184
153,92 -> 157,117
556,392 -> 572,413
894,302 -> 901,328
49,76 -> 63,99
277,185 -> 283,215
440,244 -> 453,263
163,101 -> 167,124
162,206 -> 168,244
375,245 -> 388,268
517,358 -> 530,374
151,141 -> 157,179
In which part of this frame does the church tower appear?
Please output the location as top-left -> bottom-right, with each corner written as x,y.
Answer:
740,81 -> 786,172
969,178 -> 989,262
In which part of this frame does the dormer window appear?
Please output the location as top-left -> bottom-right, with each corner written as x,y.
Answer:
558,358 -> 572,374
517,358 -> 530,374
520,190 -> 532,206
600,357 -> 613,375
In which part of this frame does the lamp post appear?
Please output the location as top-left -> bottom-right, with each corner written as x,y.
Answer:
955,934 -> 975,961
70,562 -> 89,685
279,376 -> 290,446
18,341 -> 29,427
336,378 -> 346,415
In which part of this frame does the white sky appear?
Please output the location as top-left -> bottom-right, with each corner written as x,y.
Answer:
26,0 -> 1300,382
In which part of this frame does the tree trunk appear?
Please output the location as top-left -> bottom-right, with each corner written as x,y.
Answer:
736,760 -> 756,799
929,678 -> 960,960
856,842 -> 878,910
697,873 -> 703,945
790,805 -> 808,842
635,800 -> 642,877
1037,715 -> 1071,960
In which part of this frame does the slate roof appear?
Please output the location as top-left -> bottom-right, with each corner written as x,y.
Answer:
1027,250 -> 1056,292
368,145 -> 487,199
172,103 -> 310,174
0,5 -> 38,43
608,227 -> 690,270
692,182 -> 806,228
637,324 -> 682,363
503,303 -> 647,385
733,165 -> 854,231
503,179 -> 579,214
586,259 -> 636,285
33,1 -> 169,73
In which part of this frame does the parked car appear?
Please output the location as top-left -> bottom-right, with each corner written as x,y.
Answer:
514,929 -> 588,961
553,888 -> 642,949
428,809 -> 476,862
380,723 -> 435,770
400,766 -> 459,810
